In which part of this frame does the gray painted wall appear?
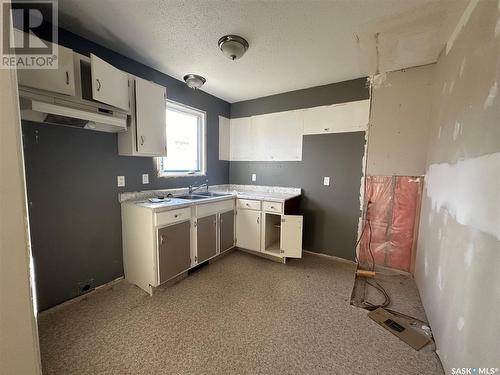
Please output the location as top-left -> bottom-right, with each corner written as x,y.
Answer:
231,78 -> 368,118
229,78 -> 369,259
22,26 -> 230,311
230,132 -> 366,259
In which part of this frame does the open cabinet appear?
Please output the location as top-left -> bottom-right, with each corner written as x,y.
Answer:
236,197 -> 303,261
262,212 -> 303,258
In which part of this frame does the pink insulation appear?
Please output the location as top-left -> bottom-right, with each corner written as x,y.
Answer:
359,176 -> 423,272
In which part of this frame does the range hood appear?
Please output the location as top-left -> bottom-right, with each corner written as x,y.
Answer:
20,98 -> 127,133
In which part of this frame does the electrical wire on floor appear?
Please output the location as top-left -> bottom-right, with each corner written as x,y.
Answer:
355,204 -> 430,327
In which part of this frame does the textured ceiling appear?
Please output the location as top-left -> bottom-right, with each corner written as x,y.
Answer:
56,0 -> 467,103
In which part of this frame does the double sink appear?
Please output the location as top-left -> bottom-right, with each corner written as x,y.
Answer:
175,191 -> 232,201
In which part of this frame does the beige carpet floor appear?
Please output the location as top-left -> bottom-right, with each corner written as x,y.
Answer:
38,251 -> 443,374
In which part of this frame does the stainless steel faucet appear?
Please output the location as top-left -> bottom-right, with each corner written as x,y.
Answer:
189,182 -> 208,194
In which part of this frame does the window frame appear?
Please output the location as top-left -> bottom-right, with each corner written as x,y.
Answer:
157,100 -> 207,178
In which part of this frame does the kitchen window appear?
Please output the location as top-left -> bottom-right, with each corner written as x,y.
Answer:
158,101 -> 206,177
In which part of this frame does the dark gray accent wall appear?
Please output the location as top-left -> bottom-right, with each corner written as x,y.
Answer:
231,78 -> 368,118
229,79 -> 369,260
22,26 -> 230,311
230,133 -> 365,260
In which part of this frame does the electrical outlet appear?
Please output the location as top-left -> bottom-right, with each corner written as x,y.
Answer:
323,176 -> 330,186
142,173 -> 149,184
252,174 -> 257,182
117,175 -> 125,187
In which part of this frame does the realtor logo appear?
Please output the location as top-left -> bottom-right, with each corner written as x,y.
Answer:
1,0 -> 58,69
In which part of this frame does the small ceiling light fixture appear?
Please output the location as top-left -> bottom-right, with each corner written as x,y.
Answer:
218,35 -> 249,60
183,74 -> 206,89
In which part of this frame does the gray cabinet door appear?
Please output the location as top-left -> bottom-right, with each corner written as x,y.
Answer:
220,210 -> 235,253
197,214 -> 217,263
158,221 -> 191,283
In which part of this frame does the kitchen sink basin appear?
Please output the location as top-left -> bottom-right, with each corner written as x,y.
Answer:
194,192 -> 232,197
176,194 -> 209,200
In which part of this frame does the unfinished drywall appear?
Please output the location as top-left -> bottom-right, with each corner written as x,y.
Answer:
368,65 -> 434,176
415,0 -> 500,372
0,61 -> 41,373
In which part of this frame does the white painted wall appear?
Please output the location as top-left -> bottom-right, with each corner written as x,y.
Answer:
0,60 -> 42,373
415,0 -> 500,372
367,65 -> 434,176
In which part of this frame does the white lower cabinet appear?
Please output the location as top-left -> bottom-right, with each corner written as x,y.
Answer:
236,199 -> 303,260
236,209 -> 261,251
122,198 -> 236,295
122,196 -> 299,295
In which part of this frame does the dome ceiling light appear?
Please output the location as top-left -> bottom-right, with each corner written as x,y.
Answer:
218,35 -> 249,61
183,74 -> 206,89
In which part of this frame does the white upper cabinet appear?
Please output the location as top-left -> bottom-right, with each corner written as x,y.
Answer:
229,110 -> 303,162
135,77 -> 167,155
90,54 -> 129,111
230,117 -> 253,161
118,77 -> 167,157
280,215 -> 303,258
218,115 -> 230,161
302,99 -> 370,135
250,110 -> 303,161
17,32 -> 76,96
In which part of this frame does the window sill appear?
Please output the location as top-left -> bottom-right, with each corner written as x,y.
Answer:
157,171 -> 206,179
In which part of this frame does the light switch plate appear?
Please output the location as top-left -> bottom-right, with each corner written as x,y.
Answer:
323,177 -> 330,186
142,173 -> 149,184
117,175 -> 125,187
251,173 -> 257,182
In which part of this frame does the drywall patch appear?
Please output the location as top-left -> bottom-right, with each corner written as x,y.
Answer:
448,80 -> 455,94
483,81 -> 498,109
453,122 -> 461,140
425,152 -> 500,240
446,0 -> 480,54
437,266 -> 444,291
442,82 -> 448,95
459,57 -> 466,78
457,317 -> 465,331
370,73 -> 387,89
464,242 -> 474,268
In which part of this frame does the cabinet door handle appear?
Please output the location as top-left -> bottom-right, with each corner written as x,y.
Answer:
174,213 -> 181,218
65,71 -> 69,85
96,78 -> 101,91
246,203 -> 250,207
324,128 -> 330,132
257,216 -> 260,224
270,206 -> 275,209
140,136 -> 145,146
160,235 -> 166,245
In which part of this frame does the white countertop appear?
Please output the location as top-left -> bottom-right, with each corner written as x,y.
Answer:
121,184 -> 301,212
